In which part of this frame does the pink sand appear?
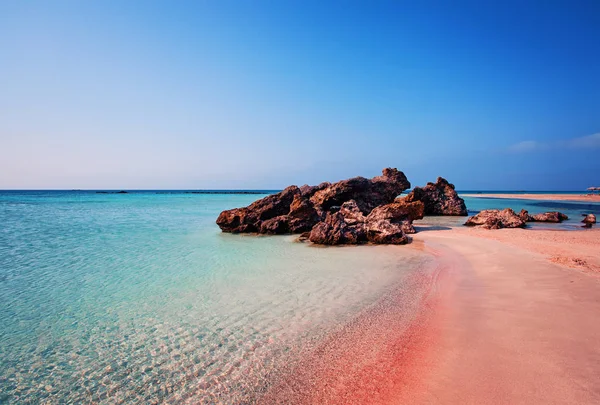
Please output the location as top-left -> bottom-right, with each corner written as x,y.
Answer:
262,227 -> 600,403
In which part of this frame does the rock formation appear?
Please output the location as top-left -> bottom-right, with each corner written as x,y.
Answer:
519,210 -> 568,223
308,200 -> 367,245
582,214 -> 596,228
363,202 -> 421,244
309,168 -> 410,215
216,185 -> 300,233
307,200 -> 424,245
365,200 -> 424,235
403,177 -> 467,216
216,168 -> 411,238
530,211 -> 568,223
518,209 -> 533,222
464,208 -> 526,229
216,169 -> 466,245
287,183 -> 330,233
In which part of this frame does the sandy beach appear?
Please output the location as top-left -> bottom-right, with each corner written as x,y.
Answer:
399,226 -> 600,404
463,193 -> 600,203
256,226 -> 600,404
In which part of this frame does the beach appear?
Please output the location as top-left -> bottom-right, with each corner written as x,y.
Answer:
2,190 -> 600,404
400,226 -> 600,404
255,226 -> 600,404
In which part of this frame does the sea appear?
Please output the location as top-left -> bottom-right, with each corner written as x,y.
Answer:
1,190 -> 598,404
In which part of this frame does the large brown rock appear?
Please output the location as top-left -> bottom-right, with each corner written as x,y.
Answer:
309,168 -> 410,215
530,211 -> 568,223
366,200 -> 424,235
518,209 -> 568,223
518,209 -> 533,222
259,216 -> 289,234
308,200 -> 367,245
464,208 -> 526,229
308,199 -> 420,245
365,219 -> 410,244
404,177 -> 467,216
287,182 -> 330,233
216,185 -> 300,233
363,202 -> 415,244
216,168 -> 411,234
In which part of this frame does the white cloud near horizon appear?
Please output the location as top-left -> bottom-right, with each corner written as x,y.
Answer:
509,133 -> 600,153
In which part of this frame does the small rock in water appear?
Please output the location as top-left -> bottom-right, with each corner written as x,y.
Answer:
530,211 -> 568,223
464,208 -> 526,229
582,213 -> 596,226
518,209 -> 533,222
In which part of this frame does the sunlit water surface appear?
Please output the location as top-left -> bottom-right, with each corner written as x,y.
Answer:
1,191 -> 597,404
0,191 -> 433,404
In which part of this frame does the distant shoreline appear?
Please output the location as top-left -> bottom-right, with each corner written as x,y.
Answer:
462,193 -> 600,203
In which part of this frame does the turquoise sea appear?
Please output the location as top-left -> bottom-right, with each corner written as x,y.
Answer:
1,191 -> 598,404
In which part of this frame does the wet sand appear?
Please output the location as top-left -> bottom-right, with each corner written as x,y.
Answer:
260,227 -> 600,404
259,252 -> 447,404
402,227 -> 600,404
463,193 -> 600,202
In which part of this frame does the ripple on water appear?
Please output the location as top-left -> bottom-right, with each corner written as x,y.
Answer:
0,192 -> 432,404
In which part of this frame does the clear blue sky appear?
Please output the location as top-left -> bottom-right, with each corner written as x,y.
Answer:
1,0 -> 599,190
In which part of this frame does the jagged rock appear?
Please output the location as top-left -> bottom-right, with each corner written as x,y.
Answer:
298,231 -> 311,241
518,209 -> 533,222
260,216 -> 289,234
464,208 -> 526,229
216,185 -> 300,233
308,200 -> 367,245
404,177 -> 467,216
364,202 -> 414,243
518,209 -> 568,223
309,168 -> 410,215
216,168 -> 411,234
582,214 -> 596,228
308,199 -> 420,245
530,211 -> 568,223
287,182 -> 330,233
366,201 -> 424,235
365,219 -> 410,244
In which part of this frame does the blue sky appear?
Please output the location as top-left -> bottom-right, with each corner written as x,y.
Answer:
1,0 -> 599,190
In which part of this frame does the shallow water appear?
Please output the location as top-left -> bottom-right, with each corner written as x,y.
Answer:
1,190 -> 596,404
421,194 -> 600,230
0,191 -> 432,404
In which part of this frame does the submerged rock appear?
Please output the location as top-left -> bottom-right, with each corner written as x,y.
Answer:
464,208 -> 526,229
404,177 -> 467,216
582,214 -> 596,228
